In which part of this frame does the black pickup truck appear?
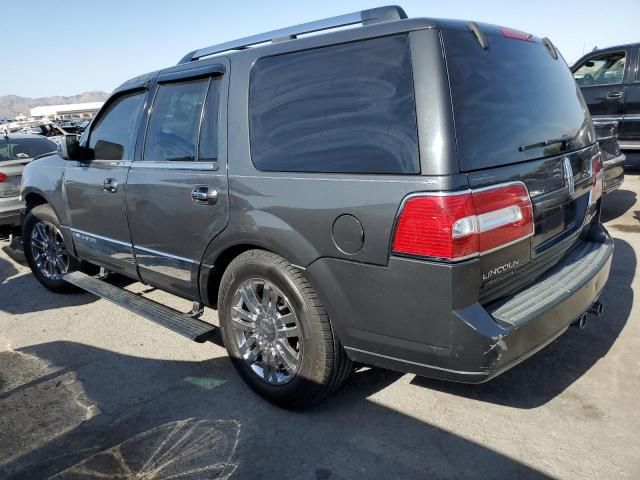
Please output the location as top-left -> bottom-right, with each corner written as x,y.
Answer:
572,43 -> 640,169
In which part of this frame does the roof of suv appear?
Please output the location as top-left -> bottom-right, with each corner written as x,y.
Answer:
114,6 -> 544,93
590,42 -> 640,53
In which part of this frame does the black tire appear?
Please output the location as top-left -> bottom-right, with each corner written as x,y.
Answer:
218,249 -> 352,408
23,204 -> 80,293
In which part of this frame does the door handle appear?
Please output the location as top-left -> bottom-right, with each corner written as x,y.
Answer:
191,186 -> 218,205
102,178 -> 118,193
607,91 -> 623,99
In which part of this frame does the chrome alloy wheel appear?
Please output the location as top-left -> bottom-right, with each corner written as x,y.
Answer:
30,221 -> 70,280
230,278 -> 302,385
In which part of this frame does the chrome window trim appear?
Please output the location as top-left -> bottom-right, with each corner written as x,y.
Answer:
129,161 -> 218,171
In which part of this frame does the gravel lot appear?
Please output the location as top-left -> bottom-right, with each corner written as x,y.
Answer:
1,175 -> 639,480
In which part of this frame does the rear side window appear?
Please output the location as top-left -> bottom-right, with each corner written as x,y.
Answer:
144,79 -> 209,162
89,91 -> 145,160
0,136 -> 56,161
198,78 -> 221,162
249,35 -> 419,174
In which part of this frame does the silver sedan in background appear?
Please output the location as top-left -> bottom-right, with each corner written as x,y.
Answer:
0,134 -> 57,227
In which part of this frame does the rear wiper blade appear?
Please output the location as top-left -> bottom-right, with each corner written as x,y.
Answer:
518,135 -> 574,152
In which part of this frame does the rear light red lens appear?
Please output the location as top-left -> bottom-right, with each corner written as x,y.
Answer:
0,172 -> 7,183
591,153 -> 604,202
500,27 -> 533,42
393,193 -> 478,260
392,183 -> 534,261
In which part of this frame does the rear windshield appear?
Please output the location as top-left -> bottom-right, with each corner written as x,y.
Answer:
0,136 -> 57,161
443,28 -> 592,171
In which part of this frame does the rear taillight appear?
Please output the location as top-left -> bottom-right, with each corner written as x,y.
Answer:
0,172 -> 7,183
392,182 -> 534,261
591,153 -> 604,202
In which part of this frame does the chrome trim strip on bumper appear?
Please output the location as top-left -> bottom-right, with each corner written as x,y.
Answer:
344,346 -> 482,376
618,142 -> 640,151
603,153 -> 627,168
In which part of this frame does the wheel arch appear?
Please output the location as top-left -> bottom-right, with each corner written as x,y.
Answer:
22,190 -> 77,258
23,190 -> 48,210
199,242 -> 272,309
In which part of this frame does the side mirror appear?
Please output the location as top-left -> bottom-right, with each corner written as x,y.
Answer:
57,134 -> 81,160
585,61 -> 594,67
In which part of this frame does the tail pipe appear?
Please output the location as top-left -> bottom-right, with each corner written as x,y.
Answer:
572,301 -> 604,329
574,312 -> 588,330
589,301 -> 604,317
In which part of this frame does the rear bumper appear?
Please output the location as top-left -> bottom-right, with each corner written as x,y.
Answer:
307,225 -> 614,383
0,200 -> 22,226
603,153 -> 625,195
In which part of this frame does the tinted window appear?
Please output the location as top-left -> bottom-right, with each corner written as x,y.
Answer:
0,136 -> 56,161
249,35 -> 419,174
443,29 -> 591,171
89,91 -> 144,160
574,52 -> 626,86
144,79 -> 208,162
198,78 -> 220,162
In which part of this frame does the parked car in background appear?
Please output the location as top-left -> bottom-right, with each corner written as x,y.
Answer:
0,134 -> 57,227
21,6 -> 613,407
593,120 -> 625,194
572,43 -> 640,168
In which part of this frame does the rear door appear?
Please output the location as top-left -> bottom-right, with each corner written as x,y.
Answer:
573,50 -> 628,125
125,62 -> 229,299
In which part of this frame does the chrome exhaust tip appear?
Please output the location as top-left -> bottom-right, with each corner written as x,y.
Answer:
589,301 -> 604,317
573,312 -> 588,330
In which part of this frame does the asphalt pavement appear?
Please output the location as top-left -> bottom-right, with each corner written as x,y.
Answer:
0,175 -> 639,479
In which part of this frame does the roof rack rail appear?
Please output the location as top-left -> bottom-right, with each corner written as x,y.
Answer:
177,5 -> 407,65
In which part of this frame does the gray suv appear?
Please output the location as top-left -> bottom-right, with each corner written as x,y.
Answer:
20,6 -> 614,408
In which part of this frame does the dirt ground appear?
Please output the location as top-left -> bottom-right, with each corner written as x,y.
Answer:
1,175 -> 639,479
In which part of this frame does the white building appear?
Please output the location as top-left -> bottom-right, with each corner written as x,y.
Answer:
30,102 -> 104,121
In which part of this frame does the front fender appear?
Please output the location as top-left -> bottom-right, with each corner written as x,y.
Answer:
21,155 -> 72,248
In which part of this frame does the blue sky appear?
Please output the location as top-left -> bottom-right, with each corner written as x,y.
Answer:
2,0 -> 638,97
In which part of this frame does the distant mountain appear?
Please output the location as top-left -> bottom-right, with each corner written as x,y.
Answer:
0,91 -> 110,119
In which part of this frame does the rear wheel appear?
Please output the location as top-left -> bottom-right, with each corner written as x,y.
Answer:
23,204 -> 80,293
218,249 -> 352,408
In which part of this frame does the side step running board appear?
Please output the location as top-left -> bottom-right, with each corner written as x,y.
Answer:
64,271 -> 217,343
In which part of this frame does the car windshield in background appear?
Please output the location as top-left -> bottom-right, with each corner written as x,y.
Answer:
0,136 -> 57,161
443,28 -> 592,171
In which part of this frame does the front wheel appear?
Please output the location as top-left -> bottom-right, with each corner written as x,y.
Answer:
23,204 -> 80,293
218,250 -> 352,408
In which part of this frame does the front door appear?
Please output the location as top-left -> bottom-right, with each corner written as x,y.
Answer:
64,89 -> 147,276
125,66 -> 229,299
573,50 -> 628,125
